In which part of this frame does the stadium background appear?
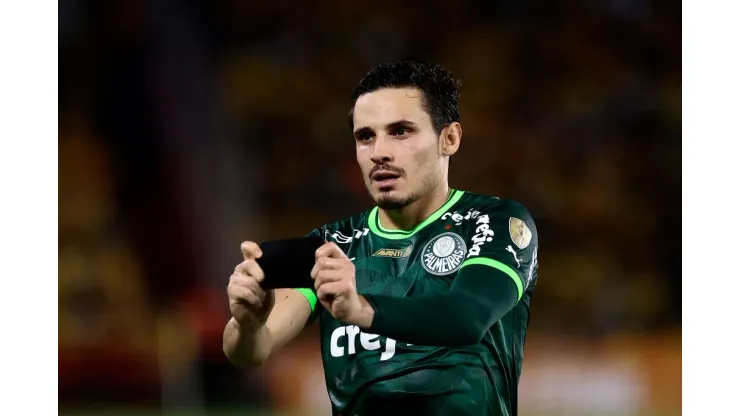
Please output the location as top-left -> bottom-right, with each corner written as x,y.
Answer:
58,1 -> 681,415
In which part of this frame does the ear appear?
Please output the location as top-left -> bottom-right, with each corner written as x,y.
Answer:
439,122 -> 462,157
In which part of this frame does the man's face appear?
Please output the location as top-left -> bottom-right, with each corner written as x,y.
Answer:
352,87 -> 445,210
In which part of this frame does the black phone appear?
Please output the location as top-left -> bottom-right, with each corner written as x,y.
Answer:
256,235 -> 325,289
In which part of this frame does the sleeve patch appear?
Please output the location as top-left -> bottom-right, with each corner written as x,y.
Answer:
509,217 -> 532,249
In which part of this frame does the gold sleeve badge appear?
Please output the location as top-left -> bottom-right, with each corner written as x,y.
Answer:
508,217 -> 532,249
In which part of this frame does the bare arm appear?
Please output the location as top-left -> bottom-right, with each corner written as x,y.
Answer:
223,288 -> 312,368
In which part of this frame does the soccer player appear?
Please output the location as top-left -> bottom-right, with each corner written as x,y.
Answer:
223,61 -> 539,416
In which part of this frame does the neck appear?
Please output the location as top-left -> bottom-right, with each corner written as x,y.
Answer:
378,183 -> 451,231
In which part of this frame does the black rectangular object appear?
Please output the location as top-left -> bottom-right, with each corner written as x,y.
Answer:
256,235 -> 324,290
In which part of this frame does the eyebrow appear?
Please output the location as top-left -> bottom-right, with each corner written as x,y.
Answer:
353,120 -> 418,136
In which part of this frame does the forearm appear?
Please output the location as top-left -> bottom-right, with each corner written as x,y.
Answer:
361,267 -> 519,346
223,288 -> 314,368
222,317 -> 273,368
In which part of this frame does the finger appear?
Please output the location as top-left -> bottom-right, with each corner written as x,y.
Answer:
242,259 -> 266,283
234,259 -> 266,283
241,241 -> 263,261
316,242 -> 347,260
230,274 -> 266,300
234,261 -> 249,275
310,262 -> 320,280
310,257 -> 345,279
317,281 -> 344,303
325,242 -> 349,259
314,269 -> 344,290
229,284 -> 263,308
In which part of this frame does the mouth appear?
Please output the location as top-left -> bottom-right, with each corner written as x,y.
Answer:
371,171 -> 401,188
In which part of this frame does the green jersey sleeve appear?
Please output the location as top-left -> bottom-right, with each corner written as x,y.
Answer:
460,199 -> 539,302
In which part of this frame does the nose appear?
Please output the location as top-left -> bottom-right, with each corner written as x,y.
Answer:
370,136 -> 393,165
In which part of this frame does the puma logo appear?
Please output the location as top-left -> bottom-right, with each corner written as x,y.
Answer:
506,245 -> 522,268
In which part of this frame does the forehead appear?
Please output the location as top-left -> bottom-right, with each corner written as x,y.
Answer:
352,87 -> 431,129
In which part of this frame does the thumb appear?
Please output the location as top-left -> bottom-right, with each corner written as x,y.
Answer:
241,241 -> 263,260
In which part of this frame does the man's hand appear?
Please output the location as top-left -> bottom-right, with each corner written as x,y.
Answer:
311,242 -> 374,327
227,241 -> 275,330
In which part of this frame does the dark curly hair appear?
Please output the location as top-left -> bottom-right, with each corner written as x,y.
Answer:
347,60 -> 462,134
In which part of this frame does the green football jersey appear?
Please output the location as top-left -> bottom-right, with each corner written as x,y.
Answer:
301,189 -> 538,416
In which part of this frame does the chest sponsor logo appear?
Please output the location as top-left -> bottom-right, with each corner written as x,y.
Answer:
421,232 -> 467,276
329,325 -> 411,361
372,246 -> 413,258
467,214 -> 494,258
509,217 -> 532,249
441,208 -> 481,226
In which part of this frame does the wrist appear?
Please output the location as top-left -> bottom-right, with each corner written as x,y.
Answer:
351,295 -> 375,329
233,316 -> 265,337
228,318 -> 272,367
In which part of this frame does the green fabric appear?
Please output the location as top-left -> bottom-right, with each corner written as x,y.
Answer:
460,257 -> 523,301
368,189 -> 465,239
305,191 -> 539,416
364,263 -> 518,346
294,288 -> 317,311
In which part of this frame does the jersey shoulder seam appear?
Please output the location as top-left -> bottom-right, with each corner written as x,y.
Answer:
460,191 -> 532,218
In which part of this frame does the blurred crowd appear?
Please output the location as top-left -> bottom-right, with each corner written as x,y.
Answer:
59,0 -> 680,411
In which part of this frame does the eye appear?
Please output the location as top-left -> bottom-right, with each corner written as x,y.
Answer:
355,131 -> 374,142
390,127 -> 410,136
